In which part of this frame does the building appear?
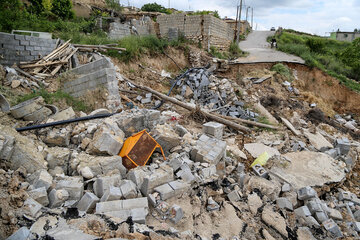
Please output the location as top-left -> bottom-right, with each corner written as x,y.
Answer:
330,31 -> 360,42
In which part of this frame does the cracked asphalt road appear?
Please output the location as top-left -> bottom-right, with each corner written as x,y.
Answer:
237,31 -> 305,63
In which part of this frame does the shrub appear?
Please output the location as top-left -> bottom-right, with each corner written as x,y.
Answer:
141,3 -> 171,14
306,38 -> 325,53
341,38 -> 360,81
271,63 -> 293,81
51,0 -> 74,19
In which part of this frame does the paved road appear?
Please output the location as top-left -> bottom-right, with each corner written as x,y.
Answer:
236,31 -> 305,63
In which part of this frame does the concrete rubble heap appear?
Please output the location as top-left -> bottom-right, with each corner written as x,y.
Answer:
176,67 -> 260,121
1,55 -> 360,240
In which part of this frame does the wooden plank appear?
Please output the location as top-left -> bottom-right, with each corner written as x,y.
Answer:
20,60 -> 68,68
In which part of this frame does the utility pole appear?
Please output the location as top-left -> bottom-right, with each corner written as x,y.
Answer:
234,5 -> 239,41
251,7 -> 254,29
246,6 -> 250,22
168,0 -> 170,9
236,0 -> 243,44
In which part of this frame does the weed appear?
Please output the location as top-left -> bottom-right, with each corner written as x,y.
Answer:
17,89 -> 90,112
271,63 -> 293,81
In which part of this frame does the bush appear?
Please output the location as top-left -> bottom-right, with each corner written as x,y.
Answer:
271,63 -> 293,81
141,3 -> 171,14
306,38 -> 325,53
341,38 -> 360,81
228,42 -> 246,59
188,10 -> 221,19
51,0 -> 74,19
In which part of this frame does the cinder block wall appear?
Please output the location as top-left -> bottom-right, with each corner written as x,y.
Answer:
0,32 -> 57,66
157,14 -> 233,50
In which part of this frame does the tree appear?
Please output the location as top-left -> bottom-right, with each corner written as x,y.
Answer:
51,0 -> 74,19
141,3 -> 170,14
342,38 -> 360,81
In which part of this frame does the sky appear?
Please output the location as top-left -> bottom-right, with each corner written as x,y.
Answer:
126,0 -> 360,36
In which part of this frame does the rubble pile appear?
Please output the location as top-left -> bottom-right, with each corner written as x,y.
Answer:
176,68 -> 259,121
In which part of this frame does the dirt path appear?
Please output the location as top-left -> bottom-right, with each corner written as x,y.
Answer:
237,31 -> 305,63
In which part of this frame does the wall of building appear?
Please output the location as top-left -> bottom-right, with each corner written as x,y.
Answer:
108,17 -> 155,40
336,32 -> 360,42
157,14 -> 234,50
0,32 -> 57,66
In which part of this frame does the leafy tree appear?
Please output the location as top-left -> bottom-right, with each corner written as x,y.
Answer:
51,0 -> 74,19
342,38 -> 360,81
141,3 -> 171,14
0,0 -> 24,32
305,38 -> 325,53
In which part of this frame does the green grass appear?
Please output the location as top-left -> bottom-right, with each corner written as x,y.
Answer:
275,30 -> 360,92
17,89 -> 90,112
271,63 -> 293,81
209,42 -> 247,60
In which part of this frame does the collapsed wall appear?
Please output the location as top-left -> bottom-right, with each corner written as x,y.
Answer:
157,13 -> 235,50
0,32 -> 57,66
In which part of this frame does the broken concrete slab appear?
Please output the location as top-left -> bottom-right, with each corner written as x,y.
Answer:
303,129 -> 333,151
28,187 -> 49,206
119,180 -> 137,199
28,169 -> 53,191
140,165 -> 173,195
100,186 -> 122,202
87,126 -> 124,156
23,198 -> 42,218
271,151 -> 346,189
45,218 -> 99,240
0,125 -> 47,174
30,216 -> 58,238
247,176 -> 281,201
93,175 -> 122,198
152,124 -> 182,155
6,227 -> 30,240
95,197 -> 148,214
262,205 -> 288,238
244,143 -> 280,159
190,134 -> 226,165
55,177 -> 84,201
280,117 -> 301,136
46,147 -> 71,173
49,107 -> 76,122
103,207 -> 148,224
255,102 -> 279,125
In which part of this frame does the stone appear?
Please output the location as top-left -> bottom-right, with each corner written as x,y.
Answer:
306,199 -> 323,213
46,147 -> 71,173
30,216 -> 58,238
271,152 -> 346,189
44,129 -> 70,147
335,138 -> 351,155
28,169 -> 53,191
247,176 -> 281,201
87,127 -> 124,156
314,211 -> 328,223
74,153 -> 126,179
282,183 -> 291,192
304,216 -> 320,227
77,192 -> 99,213
95,197 -> 148,214
190,134 -> 227,165
140,165 -> 173,195
6,227 -> 30,240
202,122 -> 224,139
169,204 -> 184,224
227,190 -> 241,202
276,197 -> 293,211
207,197 -> 220,211
323,219 -> 343,238
0,93 -> 10,113
0,134 -> 15,161
0,125 -> 47,174
294,206 -> 311,218
152,124 -> 182,154
79,166 -> 94,179
226,144 -> 247,160
354,222 -> 360,232
297,227 -> 317,240
56,177 -> 84,201
303,129 -> 333,151
175,124 -> 189,137
280,117 -> 300,136
119,180 -> 137,199
89,108 -> 110,115
10,96 -> 43,119
46,218 -> 99,240
49,107 -> 76,121
261,205 -> 288,237
23,198 -> 42,218
48,189 -> 69,208
354,210 -> 360,221
93,175 -> 122,198
28,187 -> 49,206
262,228 -> 276,240
244,143 -> 280,159
248,193 -> 263,214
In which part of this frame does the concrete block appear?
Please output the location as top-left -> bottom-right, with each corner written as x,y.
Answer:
202,122 -> 224,139
140,166 -> 173,195
252,164 -> 269,178
119,180 -> 137,199
29,169 -> 53,191
314,211 -> 328,223
169,204 -> 184,224
323,219 -> 343,238
328,208 -> 343,220
282,183 -> 291,192
6,227 -> 30,240
93,175 -> 122,198
304,216 -> 320,227
354,210 -> 360,221
306,199 -> 323,214
103,207 -> 148,224
154,183 -> 175,200
96,200 -> 123,214
100,186 -> 122,202
335,138 -> 350,155
276,197 -> 293,211
87,130 -> 123,156
168,180 -> 190,195
190,134 -> 226,165
127,166 -> 150,188
294,206 -> 311,218
228,190 -> 241,202
200,165 -> 217,179
176,164 -> 195,183
48,189 -> 69,208
28,187 -> 49,206
122,197 -> 148,210
297,186 -> 317,200
23,198 -> 42,218
77,192 -> 99,213
56,177 -> 84,201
